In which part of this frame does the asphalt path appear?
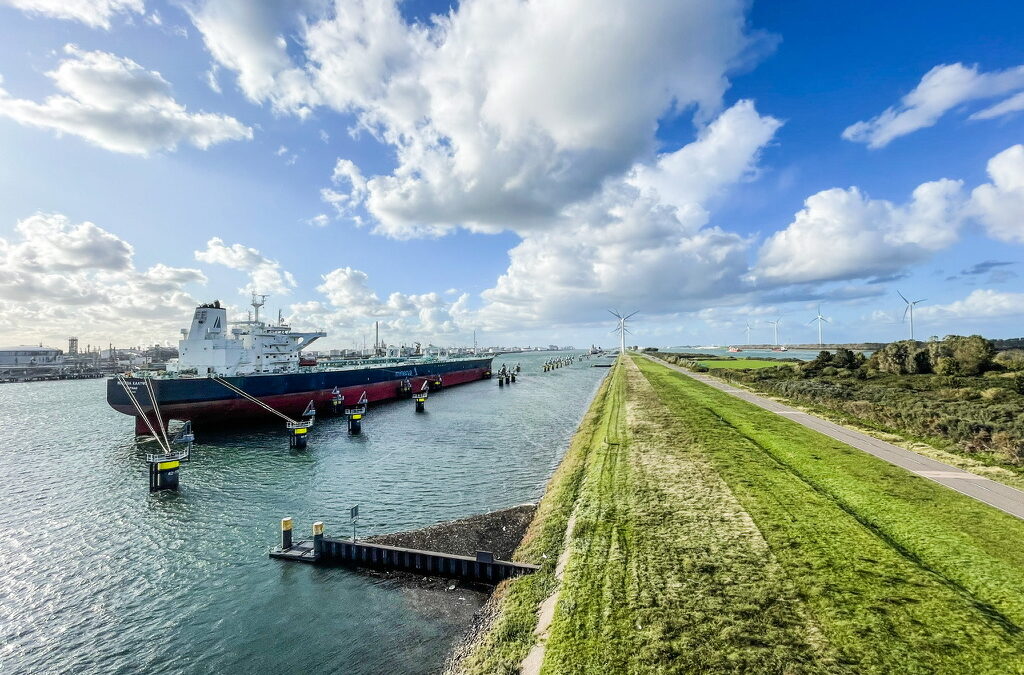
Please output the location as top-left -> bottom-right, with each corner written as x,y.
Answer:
643,354 -> 1024,521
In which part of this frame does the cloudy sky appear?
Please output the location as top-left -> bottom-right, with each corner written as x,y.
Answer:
0,0 -> 1022,350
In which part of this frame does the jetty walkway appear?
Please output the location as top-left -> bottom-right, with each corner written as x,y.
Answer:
643,353 -> 1024,520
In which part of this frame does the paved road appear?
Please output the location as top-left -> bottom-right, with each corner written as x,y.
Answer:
643,355 -> 1024,521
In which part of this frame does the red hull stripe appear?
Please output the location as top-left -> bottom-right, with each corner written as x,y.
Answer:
127,367 -> 488,431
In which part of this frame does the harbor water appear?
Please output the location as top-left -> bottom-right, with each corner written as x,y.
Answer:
0,352 -> 608,675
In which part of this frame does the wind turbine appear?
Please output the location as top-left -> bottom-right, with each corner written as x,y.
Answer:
808,304 -> 829,346
744,321 -> 752,346
898,291 -> 925,341
768,318 -> 781,346
609,309 -> 638,354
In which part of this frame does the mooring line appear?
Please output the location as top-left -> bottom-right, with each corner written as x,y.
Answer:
117,375 -> 170,453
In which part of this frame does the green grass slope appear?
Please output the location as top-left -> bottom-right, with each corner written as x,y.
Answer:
636,356 -> 1024,672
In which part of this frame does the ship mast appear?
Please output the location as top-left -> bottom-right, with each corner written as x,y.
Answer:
251,293 -> 268,325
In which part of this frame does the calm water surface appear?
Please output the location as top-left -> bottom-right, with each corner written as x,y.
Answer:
0,352 -> 607,674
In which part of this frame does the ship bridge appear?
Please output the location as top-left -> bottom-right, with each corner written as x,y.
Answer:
166,296 -> 325,377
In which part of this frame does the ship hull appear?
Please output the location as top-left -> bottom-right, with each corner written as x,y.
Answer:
107,358 -> 493,433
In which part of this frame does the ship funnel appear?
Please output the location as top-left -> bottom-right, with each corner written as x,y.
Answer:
187,302 -> 227,340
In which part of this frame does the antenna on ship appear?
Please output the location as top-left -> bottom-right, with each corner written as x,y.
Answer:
251,293 -> 268,324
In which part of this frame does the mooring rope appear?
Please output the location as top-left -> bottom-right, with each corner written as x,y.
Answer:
211,376 -> 298,425
144,377 -> 173,453
117,375 -> 170,454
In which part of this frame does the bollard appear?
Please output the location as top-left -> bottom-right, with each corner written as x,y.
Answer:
330,395 -> 344,416
398,379 -> 413,399
290,425 -> 308,449
148,458 -> 180,491
414,394 -> 427,412
313,521 -> 324,557
511,373 -> 516,383
349,412 -> 362,435
498,376 -> 504,387
281,517 -> 293,550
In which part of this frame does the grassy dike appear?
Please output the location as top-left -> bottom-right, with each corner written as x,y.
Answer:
454,356 -> 1024,673
453,368 -> 615,674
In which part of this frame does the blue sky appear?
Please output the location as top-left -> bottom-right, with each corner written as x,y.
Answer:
0,0 -> 1021,350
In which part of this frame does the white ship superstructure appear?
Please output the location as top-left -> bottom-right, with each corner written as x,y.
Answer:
167,296 -> 325,377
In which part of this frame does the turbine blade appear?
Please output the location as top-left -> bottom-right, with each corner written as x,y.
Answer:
915,298 -> 926,304
808,318 -> 816,325
624,310 -> 639,320
902,305 -> 910,322
897,290 -> 909,304
608,309 -> 621,318
822,317 -> 830,323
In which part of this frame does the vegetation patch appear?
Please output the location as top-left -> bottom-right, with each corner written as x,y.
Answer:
699,358 -> 792,370
636,356 -> 1024,672
665,338 -> 1024,473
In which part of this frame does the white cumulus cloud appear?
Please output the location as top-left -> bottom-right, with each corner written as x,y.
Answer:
0,213 -> 207,345
0,0 -> 143,29
0,44 -> 252,155
753,179 -> 967,285
970,144 -> 1024,244
194,237 -> 296,295
842,62 -> 1024,148
188,0 -> 768,237
917,289 -> 1024,320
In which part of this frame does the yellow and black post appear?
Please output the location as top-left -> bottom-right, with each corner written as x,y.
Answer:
414,381 -> 428,412
329,387 -> 344,416
312,521 -> 324,558
148,457 -> 180,491
289,422 -> 309,449
281,517 -> 293,550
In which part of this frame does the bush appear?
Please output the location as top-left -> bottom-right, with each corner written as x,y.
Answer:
995,350 -> 1024,372
934,357 -> 958,376
943,335 -> 996,375
982,387 -> 1009,402
1014,373 -> 1024,395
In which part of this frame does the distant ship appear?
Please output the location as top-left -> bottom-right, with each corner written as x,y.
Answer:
771,346 -> 789,352
728,346 -> 743,353
107,297 -> 492,434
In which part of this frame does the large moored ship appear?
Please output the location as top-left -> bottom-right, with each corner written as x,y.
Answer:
107,298 -> 493,434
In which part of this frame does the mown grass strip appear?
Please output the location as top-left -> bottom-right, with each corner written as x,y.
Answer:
542,359 -> 832,672
637,356 -> 1024,672
453,372 -> 614,674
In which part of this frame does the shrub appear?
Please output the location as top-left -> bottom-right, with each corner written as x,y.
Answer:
994,431 -> 1024,465
944,335 -> 996,375
934,356 -> 958,376
1014,373 -> 1024,395
982,387 -> 1009,402
995,350 -> 1024,371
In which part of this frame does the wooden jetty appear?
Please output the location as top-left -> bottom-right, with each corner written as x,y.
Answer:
270,520 -> 539,585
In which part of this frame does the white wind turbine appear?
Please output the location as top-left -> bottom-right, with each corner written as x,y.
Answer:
768,318 -> 782,346
808,304 -> 829,346
609,309 -> 638,354
745,321 -> 752,346
898,291 -> 926,341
